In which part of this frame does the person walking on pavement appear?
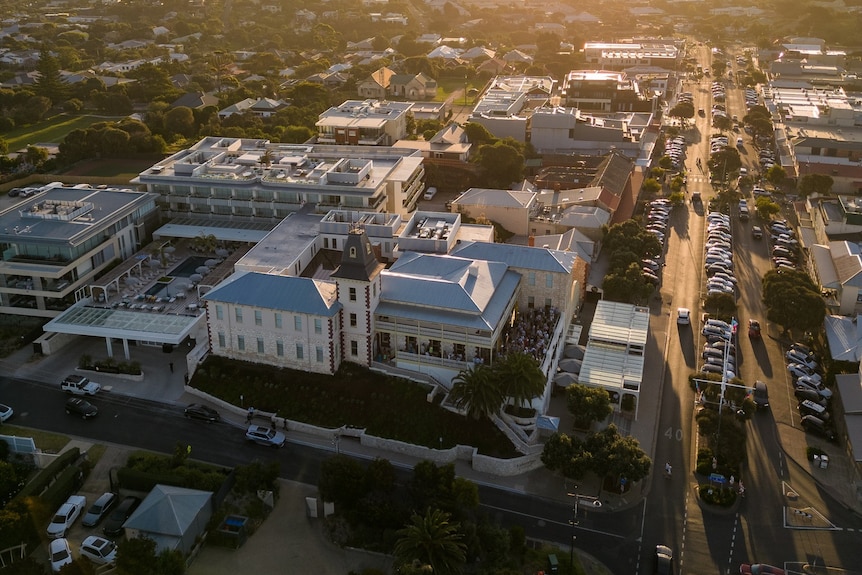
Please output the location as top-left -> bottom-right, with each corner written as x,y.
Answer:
169,362 -> 174,373
247,406 -> 255,423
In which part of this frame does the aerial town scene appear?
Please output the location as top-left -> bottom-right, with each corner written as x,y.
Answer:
0,0 -> 861,573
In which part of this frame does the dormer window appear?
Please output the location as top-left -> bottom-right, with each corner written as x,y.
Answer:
350,247 -> 357,258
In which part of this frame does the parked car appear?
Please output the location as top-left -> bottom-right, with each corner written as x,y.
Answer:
184,403 -> 221,423
245,424 -> 286,447
794,387 -> 827,406
753,381 -> 769,410
800,415 -> 836,442
48,538 -> 73,573
796,376 -> 832,398
47,495 -> 87,538
785,350 -> 818,370
103,496 -> 141,536
79,535 -> 118,565
66,397 -> 98,419
82,492 -> 117,527
0,403 -> 12,422
740,565 -> 786,575
787,363 -> 820,382
798,399 -> 830,420
751,226 -> 763,239
61,374 -> 101,395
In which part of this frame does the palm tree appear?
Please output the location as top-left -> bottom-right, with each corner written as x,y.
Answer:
394,508 -> 467,575
448,364 -> 504,420
497,352 -> 546,409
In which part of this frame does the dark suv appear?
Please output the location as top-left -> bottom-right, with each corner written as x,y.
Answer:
103,497 -> 140,536
753,381 -> 769,410
801,415 -> 836,442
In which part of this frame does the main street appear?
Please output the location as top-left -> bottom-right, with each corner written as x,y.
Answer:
640,42 -> 862,574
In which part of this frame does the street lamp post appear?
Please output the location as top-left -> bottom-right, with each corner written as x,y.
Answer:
567,490 -> 602,574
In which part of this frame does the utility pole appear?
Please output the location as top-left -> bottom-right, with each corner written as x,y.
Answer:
566,490 -> 602,573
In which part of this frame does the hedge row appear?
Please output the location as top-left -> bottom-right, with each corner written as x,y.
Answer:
40,464 -> 84,511
13,447 -> 79,503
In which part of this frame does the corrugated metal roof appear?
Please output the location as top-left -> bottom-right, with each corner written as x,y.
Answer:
811,244 -> 839,288
384,253 -> 513,315
124,485 -> 211,536
578,343 -> 644,392
588,300 -> 650,346
834,254 -> 862,287
451,241 -> 577,274
202,271 -> 340,316
453,188 -> 535,208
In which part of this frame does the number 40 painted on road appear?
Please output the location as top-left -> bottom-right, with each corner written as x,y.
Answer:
665,427 -> 683,441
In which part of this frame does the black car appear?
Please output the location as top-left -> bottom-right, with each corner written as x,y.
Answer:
103,497 -> 140,536
183,403 -> 221,423
801,415 -> 836,442
753,381 -> 769,410
65,397 -> 98,419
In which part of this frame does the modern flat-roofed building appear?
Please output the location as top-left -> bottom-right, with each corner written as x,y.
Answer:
560,70 -> 653,113
132,136 -> 426,219
583,41 -> 679,70
0,183 -> 159,317
316,100 -> 413,146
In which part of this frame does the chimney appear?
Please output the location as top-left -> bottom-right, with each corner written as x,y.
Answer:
528,235 -> 535,247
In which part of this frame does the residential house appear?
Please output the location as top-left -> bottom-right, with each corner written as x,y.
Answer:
316,100 -> 413,146
389,73 -> 437,100
357,67 -> 395,100
450,188 -> 538,236
810,240 -> 862,315
393,123 -> 471,162
218,98 -> 289,119
170,91 -> 219,109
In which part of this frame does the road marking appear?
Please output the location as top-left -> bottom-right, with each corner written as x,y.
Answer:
480,504 -> 628,539
727,513 -> 739,570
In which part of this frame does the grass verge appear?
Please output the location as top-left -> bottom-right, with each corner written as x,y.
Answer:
3,114 -> 124,151
2,425 -> 70,453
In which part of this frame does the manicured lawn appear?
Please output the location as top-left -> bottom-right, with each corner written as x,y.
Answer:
192,356 -> 518,458
3,114 -> 124,151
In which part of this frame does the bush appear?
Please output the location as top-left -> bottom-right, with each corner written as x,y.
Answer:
699,484 -> 736,507
13,447 -> 79,503
40,464 -> 83,510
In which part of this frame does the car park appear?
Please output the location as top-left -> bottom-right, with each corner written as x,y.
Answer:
103,496 -> 141,536
246,424 -> 287,447
82,492 -> 117,527
801,415 -> 836,441
712,271 -> 737,285
703,325 -> 731,339
79,535 -> 118,565
184,403 -> 221,423
707,263 -> 734,276
708,339 -> 736,355
49,538 -> 73,573
47,495 -> 87,538
66,397 -> 98,419
702,347 -> 727,361
794,387 -> 827,406
790,342 -> 818,361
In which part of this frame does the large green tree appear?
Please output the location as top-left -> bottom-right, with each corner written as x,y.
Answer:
798,173 -> 834,197
541,425 -> 651,483
565,384 -> 612,430
762,269 -> 826,333
474,141 -> 525,188
394,508 -> 467,575
448,364 -> 504,420
33,47 -> 67,105
496,352 -> 545,408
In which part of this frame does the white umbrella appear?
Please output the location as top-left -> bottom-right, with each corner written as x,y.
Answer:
564,345 -> 585,360
124,276 -> 140,285
205,259 -> 219,268
215,248 -> 229,257
189,273 -> 203,283
163,246 -> 176,254
558,359 -> 582,374
195,266 -> 210,275
148,259 -> 161,268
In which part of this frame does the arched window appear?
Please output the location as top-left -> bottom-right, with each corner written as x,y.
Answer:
349,247 -> 357,258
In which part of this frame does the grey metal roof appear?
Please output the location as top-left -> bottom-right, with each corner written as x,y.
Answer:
378,253 -> 520,329
202,271 -> 341,316
588,300 -> 650,347
124,485 -> 211,536
0,185 -> 156,244
451,241 -> 577,274
43,305 -> 202,344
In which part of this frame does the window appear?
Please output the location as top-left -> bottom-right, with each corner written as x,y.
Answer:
528,272 -> 536,286
254,310 -> 262,326
217,332 -> 225,348
350,313 -> 357,327
257,337 -> 264,353
296,343 -> 304,359
314,318 -> 322,334
276,340 -> 284,356
372,283 -> 376,297
546,274 -> 553,288
350,246 -> 357,258
350,340 -> 358,356
527,296 -> 535,308
235,308 -> 243,323
274,313 -> 282,329
545,298 -> 552,309
316,346 -> 324,362
323,238 -> 329,249
237,335 -> 245,351
294,316 -> 302,331
349,287 -> 356,301
215,305 -> 223,320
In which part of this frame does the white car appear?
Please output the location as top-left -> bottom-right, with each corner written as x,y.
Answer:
677,308 -> 691,325
60,374 -> 101,395
786,350 -> 818,370
80,535 -> 118,565
48,538 -> 72,573
797,376 -> 832,398
46,495 -> 87,538
0,403 -> 12,422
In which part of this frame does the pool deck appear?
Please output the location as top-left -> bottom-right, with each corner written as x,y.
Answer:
88,241 -> 249,317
